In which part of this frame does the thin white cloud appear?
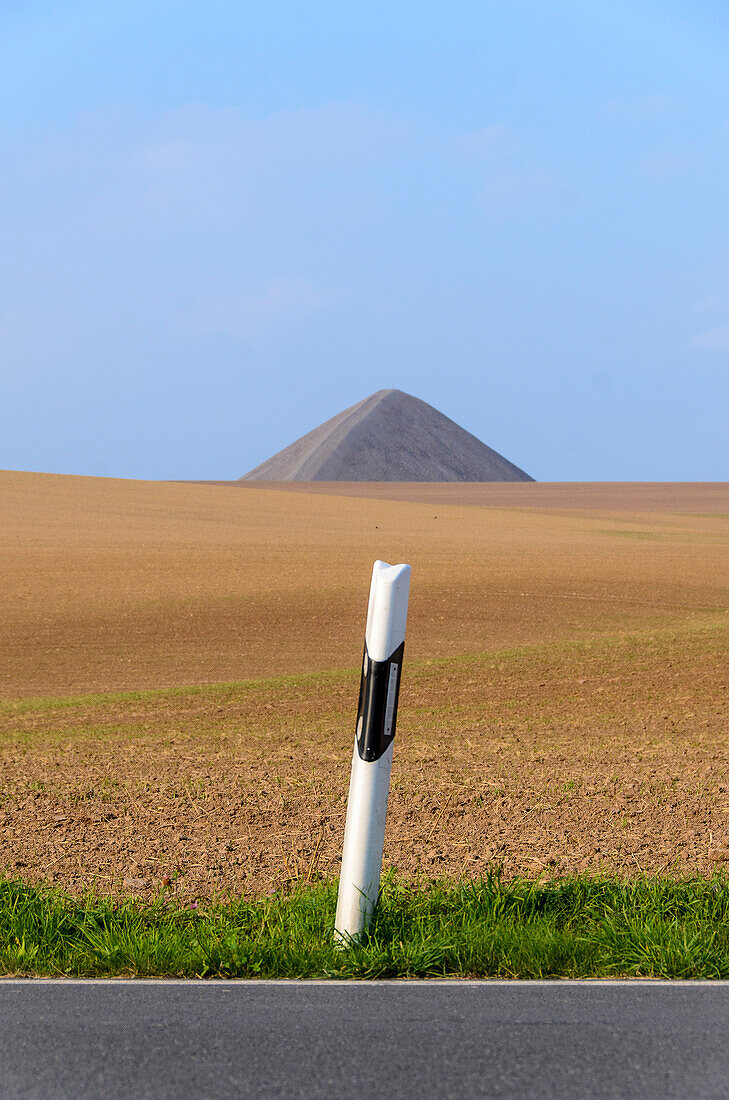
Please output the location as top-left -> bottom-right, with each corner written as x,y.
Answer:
638,150 -> 692,179
693,294 -> 725,315
449,124 -> 560,215
481,166 -> 559,214
602,93 -> 683,122
130,99 -> 412,190
185,278 -> 344,344
450,124 -> 510,159
689,326 -> 729,350
34,100 -> 417,236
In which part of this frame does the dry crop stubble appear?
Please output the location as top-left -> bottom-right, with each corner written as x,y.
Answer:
0,471 -> 728,898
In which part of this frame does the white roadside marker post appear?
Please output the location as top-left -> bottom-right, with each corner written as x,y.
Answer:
334,559 -> 411,944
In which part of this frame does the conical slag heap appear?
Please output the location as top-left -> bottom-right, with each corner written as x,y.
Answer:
240,389 -> 533,482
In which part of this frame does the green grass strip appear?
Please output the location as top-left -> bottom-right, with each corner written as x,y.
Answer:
4,872 -> 729,979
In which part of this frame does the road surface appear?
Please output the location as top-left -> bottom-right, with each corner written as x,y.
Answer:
1,979 -> 727,1098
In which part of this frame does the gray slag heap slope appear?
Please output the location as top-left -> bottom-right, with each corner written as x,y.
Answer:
240,389 -> 534,482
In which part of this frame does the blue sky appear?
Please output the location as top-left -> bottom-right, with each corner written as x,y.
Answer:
2,1 -> 728,480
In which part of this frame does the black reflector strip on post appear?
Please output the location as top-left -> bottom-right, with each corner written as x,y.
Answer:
355,641 -> 405,761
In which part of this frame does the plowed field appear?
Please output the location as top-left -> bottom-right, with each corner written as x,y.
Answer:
1,471 -> 728,898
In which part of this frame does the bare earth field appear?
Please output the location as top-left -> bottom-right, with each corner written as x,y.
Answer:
1,470 -> 728,899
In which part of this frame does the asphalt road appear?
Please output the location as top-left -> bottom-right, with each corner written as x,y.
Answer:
1,979 -> 728,1099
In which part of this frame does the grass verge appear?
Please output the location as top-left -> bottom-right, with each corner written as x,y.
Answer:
3,872 -> 729,979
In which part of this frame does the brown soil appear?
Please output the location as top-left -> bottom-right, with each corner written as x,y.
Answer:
2,471 -> 728,698
1,471 -> 728,898
214,479 -> 729,515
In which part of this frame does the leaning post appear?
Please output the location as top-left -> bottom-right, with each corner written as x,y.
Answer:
334,559 -> 411,944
